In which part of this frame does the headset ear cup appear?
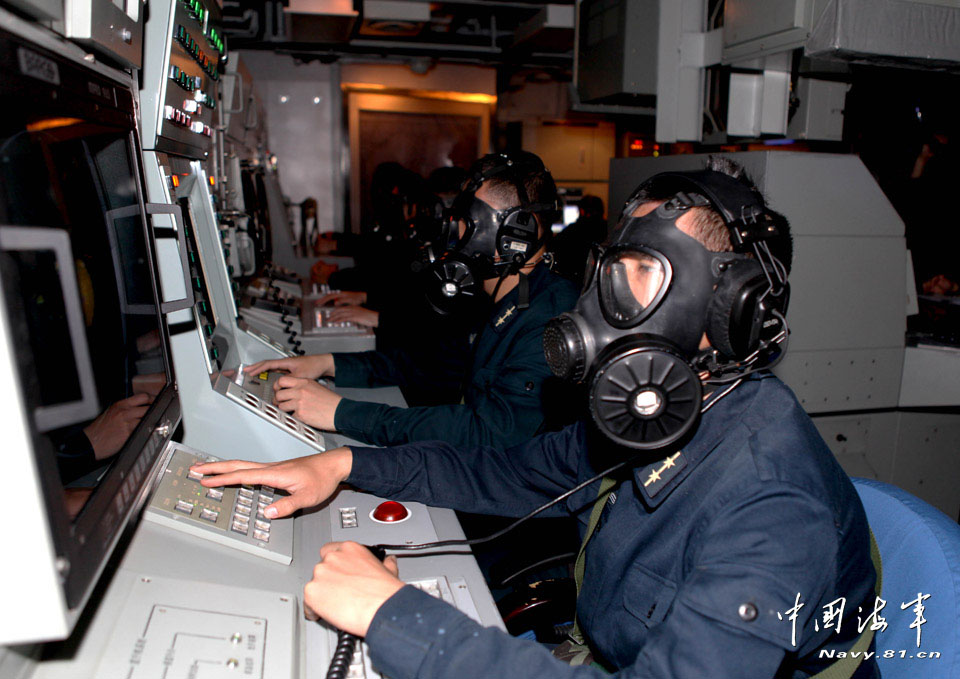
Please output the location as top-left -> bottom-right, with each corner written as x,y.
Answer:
706,260 -> 768,360
497,207 -> 538,262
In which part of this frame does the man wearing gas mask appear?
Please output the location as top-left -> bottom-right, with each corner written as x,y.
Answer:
245,151 -> 579,449
199,159 -> 879,679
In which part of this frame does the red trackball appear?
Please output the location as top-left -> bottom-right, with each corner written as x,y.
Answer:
372,501 -> 409,522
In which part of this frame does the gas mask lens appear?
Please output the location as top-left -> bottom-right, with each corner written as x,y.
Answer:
598,249 -> 668,327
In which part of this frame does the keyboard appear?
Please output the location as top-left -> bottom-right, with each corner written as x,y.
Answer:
144,445 -> 294,564
214,368 -> 326,451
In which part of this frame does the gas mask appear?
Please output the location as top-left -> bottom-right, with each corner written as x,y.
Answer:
543,170 -> 789,451
419,153 -> 557,316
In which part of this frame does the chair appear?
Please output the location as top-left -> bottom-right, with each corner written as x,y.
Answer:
851,478 -> 960,679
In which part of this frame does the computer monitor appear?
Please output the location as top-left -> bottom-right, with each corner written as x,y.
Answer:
0,30 -> 180,642
551,203 -> 582,234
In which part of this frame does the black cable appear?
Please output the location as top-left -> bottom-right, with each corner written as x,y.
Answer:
373,383 -> 748,555
498,551 -> 578,588
325,632 -> 359,679
373,454 -> 642,553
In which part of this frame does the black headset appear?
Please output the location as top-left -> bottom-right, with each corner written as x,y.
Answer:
458,152 -> 561,268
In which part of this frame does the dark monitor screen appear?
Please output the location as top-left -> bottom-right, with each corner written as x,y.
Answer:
6,249 -> 85,408
0,30 -> 178,612
0,122 -> 167,498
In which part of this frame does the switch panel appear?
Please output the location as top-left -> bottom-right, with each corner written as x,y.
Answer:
96,575 -> 297,679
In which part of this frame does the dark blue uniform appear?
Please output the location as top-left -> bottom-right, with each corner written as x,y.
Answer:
332,263 -> 578,448
346,373 -> 879,679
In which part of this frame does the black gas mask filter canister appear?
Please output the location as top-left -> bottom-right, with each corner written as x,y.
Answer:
543,169 -> 790,452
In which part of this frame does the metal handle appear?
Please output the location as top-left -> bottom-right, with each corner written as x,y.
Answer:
244,94 -> 259,130
221,72 -> 244,115
145,203 -> 195,313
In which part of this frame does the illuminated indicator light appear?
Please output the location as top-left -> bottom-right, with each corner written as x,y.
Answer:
209,176 -> 216,187
630,139 -> 644,151
26,117 -> 83,132
171,174 -> 180,188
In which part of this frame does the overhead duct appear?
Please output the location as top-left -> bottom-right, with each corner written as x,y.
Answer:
723,0 -> 960,69
512,4 -> 574,51
805,0 -> 960,68
284,0 -> 360,43
359,0 -> 429,36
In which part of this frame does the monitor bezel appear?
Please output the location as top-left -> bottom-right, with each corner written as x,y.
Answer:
0,226 -> 102,433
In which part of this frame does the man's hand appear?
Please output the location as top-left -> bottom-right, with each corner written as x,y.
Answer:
245,354 -> 335,379
316,290 -> 367,307
304,542 -> 403,636
192,447 -> 353,519
274,376 -> 342,431
326,306 -> 379,328
922,274 -> 959,296
83,393 -> 153,460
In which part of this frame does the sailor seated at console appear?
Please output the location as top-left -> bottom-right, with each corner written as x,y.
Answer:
245,151 -> 578,450
197,159 -> 880,679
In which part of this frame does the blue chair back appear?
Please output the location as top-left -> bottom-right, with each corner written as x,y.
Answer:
852,478 -> 960,679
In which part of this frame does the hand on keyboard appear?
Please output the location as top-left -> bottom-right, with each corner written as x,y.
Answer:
193,447 -> 353,519
245,353 -> 335,379
273,375 -> 342,431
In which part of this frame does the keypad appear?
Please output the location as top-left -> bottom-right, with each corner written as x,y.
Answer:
146,446 -> 293,565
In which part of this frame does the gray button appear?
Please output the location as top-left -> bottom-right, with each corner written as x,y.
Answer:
235,504 -> 252,516
255,519 -> 271,531
206,488 -> 224,501
253,529 -> 270,542
238,488 -> 255,500
187,468 -> 203,481
237,495 -> 253,507
174,500 -> 194,515
738,603 -> 758,622
230,520 -> 248,535
200,508 -> 219,522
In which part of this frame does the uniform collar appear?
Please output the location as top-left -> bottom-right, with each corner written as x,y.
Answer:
631,375 -> 766,508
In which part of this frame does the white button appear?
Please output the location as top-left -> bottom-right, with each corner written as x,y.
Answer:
235,504 -> 251,516
253,529 -> 270,542
183,99 -> 199,113
190,121 -> 204,134
187,468 -> 203,481
200,508 -> 219,522
175,500 -> 193,515
230,521 -> 248,534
